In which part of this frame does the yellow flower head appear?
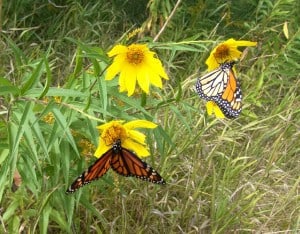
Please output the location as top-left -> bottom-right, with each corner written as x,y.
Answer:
78,139 -> 96,157
105,44 -> 169,96
95,119 -> 157,158
206,101 -> 225,118
54,96 -> 62,104
42,112 -> 55,124
206,38 -> 257,71
126,27 -> 143,41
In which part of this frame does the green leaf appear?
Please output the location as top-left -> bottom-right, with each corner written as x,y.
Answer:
25,87 -> 87,98
0,77 -> 20,95
0,85 -> 20,96
0,164 -> 10,201
30,117 -> 49,160
40,204 -> 52,234
114,92 -> 153,119
11,215 -> 21,234
170,105 -> 191,133
65,37 -> 109,62
49,209 -> 70,232
97,76 -> 108,117
0,149 -> 9,165
10,102 -> 34,158
21,59 -> 44,94
2,200 -> 20,222
23,119 -> 40,169
91,58 -> 101,76
65,48 -> 83,88
52,108 -> 79,156
39,56 -> 52,99
5,36 -> 27,66
0,77 -> 13,86
20,154 -> 39,195
61,140 -> 71,186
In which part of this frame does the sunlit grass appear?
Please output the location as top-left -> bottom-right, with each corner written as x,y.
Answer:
1,0 -> 300,233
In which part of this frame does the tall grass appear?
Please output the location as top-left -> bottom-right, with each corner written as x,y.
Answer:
1,0 -> 299,233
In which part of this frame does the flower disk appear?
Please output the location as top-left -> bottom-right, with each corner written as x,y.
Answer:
105,44 -> 169,96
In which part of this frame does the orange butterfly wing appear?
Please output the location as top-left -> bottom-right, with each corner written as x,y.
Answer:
111,148 -> 166,184
222,70 -> 236,102
66,149 -> 112,193
66,140 -> 166,193
216,69 -> 242,118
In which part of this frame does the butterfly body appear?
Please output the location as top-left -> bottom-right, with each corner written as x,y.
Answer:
195,61 -> 242,118
66,139 -> 165,193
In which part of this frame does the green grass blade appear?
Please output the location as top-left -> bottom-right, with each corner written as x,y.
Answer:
21,59 -> 44,95
39,56 -> 52,99
52,108 -> 79,156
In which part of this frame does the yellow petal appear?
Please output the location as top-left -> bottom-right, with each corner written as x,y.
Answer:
206,101 -> 214,116
145,55 -> 169,80
105,63 -> 120,80
150,74 -> 163,88
94,138 -> 111,158
158,68 -> 169,80
128,129 -> 146,145
107,44 -> 127,57
205,52 -> 220,71
283,22 -> 289,39
228,49 -> 242,59
206,101 -> 225,118
124,120 -> 157,129
214,106 -> 225,118
119,65 -> 136,96
126,78 -> 137,97
153,60 -> 169,80
136,69 -> 150,94
122,139 -> 150,157
119,72 -> 127,92
130,43 -> 149,52
146,62 -> 164,87
225,38 -> 257,47
97,120 -> 124,131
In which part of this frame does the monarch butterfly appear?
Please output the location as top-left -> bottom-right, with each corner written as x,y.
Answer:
66,139 -> 165,193
195,61 -> 242,118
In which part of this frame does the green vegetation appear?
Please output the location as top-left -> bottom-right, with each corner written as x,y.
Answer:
1,0 -> 299,233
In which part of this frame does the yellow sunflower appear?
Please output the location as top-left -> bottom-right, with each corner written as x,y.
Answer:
105,44 -> 169,96
95,119 -> 157,158
206,38 -> 257,71
206,101 -> 225,118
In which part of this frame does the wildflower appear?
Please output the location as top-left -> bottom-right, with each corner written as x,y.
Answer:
43,94 -> 61,104
95,120 -> 157,158
70,129 -> 79,137
105,44 -> 169,96
42,112 -> 55,124
54,96 -> 62,104
43,97 -> 50,103
126,27 -> 143,41
206,38 -> 257,71
78,139 -> 96,157
206,101 -> 225,118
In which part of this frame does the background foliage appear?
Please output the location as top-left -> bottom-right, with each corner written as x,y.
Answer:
0,0 -> 299,233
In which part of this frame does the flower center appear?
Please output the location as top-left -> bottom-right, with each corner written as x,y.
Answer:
101,122 -> 127,146
214,44 -> 230,62
126,45 -> 144,64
